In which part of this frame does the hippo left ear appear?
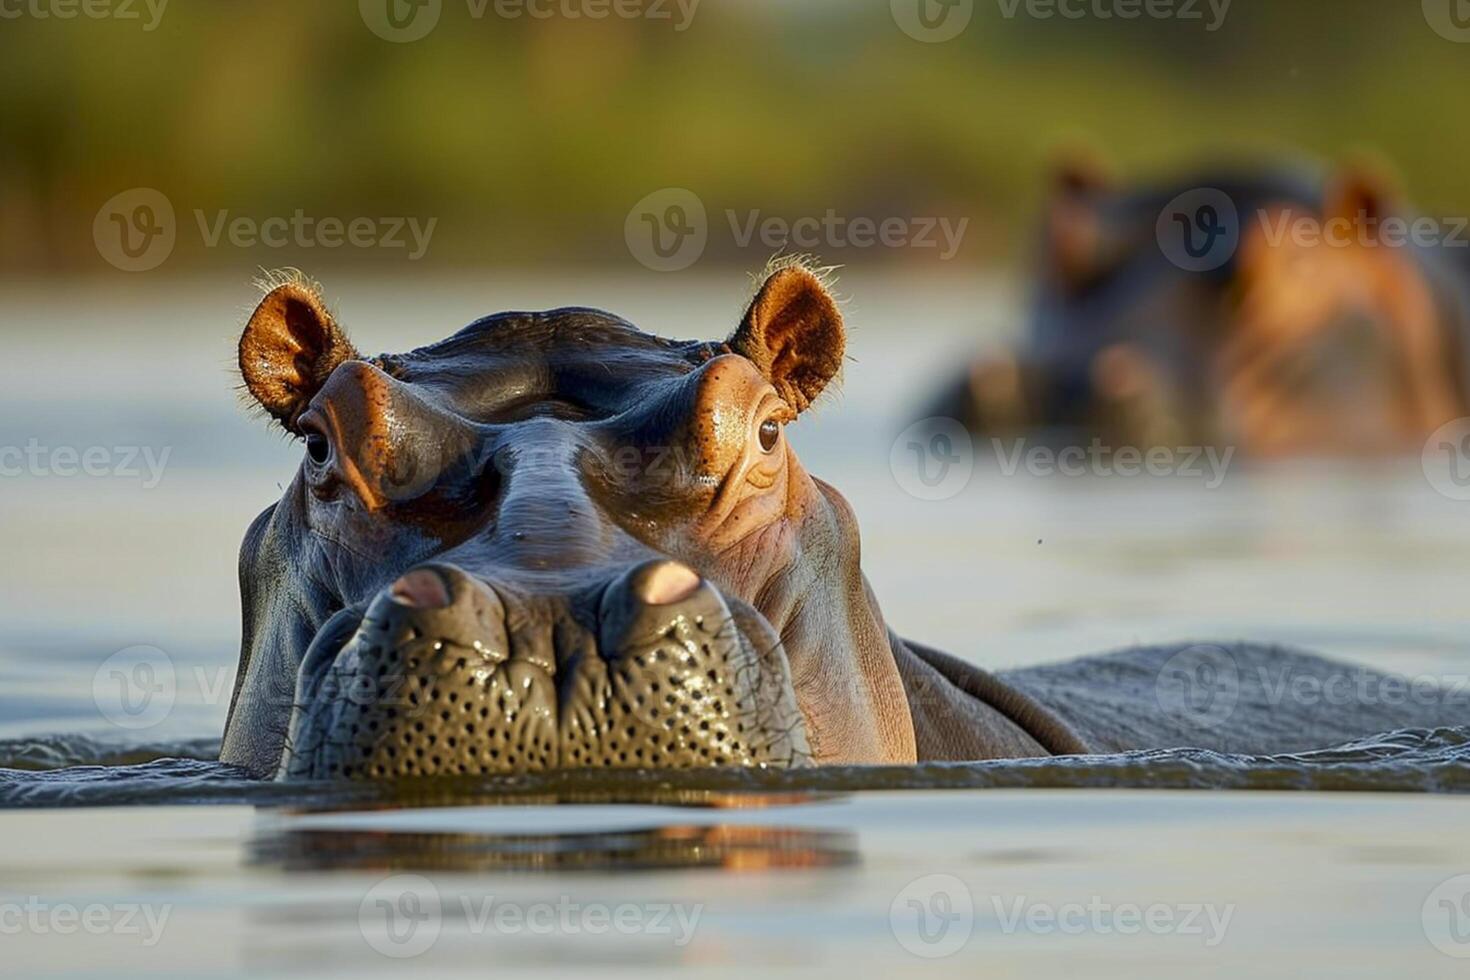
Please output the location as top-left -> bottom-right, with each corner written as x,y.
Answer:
239,276 -> 359,433
729,264 -> 845,414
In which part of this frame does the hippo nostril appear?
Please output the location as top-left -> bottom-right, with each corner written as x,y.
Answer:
632,561 -> 701,605
390,569 -> 452,610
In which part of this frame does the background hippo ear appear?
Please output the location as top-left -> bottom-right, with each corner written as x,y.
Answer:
1324,160 -> 1400,246
728,262 -> 845,414
1043,145 -> 1115,290
238,274 -> 359,433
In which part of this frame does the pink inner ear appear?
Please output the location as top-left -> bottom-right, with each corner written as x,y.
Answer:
240,283 -> 358,430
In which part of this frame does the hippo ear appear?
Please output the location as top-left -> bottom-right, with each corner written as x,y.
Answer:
729,264 -> 845,414
1325,162 -> 1400,246
1044,147 -> 1114,288
239,277 -> 358,433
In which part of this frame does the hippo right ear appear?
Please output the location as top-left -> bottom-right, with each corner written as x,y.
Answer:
1043,147 -> 1114,288
239,278 -> 359,433
729,263 -> 845,414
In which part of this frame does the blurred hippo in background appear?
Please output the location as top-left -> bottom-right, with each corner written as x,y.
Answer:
222,263 -> 1469,781
928,157 -> 1470,456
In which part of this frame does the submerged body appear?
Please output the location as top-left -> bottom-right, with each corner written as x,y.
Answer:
222,266 -> 1466,779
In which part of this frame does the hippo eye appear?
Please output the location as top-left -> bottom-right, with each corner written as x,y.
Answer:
758,418 -> 781,453
304,431 -> 331,466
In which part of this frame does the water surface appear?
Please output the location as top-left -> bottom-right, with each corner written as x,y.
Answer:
4,274 -> 1470,975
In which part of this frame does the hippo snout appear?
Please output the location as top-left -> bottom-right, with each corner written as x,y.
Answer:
278,561 -> 811,779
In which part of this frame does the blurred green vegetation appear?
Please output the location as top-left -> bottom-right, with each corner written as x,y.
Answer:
3,0 -> 1469,273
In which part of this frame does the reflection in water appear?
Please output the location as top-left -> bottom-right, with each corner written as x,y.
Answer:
251,821 -> 859,873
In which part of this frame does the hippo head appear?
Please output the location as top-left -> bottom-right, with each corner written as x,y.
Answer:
962,161 -> 1468,455
221,264 -> 917,778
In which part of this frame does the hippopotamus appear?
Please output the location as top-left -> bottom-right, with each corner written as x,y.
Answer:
929,159 -> 1470,456
222,264 -> 1467,779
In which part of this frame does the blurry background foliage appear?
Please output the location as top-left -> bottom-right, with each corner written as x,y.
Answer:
2,0 -> 1469,273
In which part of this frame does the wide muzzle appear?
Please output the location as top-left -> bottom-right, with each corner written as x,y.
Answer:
277,561 -> 810,779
